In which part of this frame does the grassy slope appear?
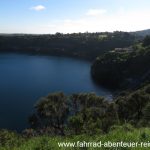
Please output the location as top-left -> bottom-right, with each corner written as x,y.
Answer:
1,125 -> 150,150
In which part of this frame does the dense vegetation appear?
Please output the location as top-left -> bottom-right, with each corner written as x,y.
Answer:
1,124 -> 150,150
0,31 -> 138,60
91,36 -> 150,89
1,84 -> 150,149
22,82 -> 149,136
1,33 -> 150,149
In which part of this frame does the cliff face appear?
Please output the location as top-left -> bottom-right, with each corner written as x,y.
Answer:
91,45 -> 150,90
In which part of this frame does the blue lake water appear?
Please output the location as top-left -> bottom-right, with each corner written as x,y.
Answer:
0,53 -> 112,131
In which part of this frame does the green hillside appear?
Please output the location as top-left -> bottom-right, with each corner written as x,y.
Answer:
0,31 -> 138,60
1,124 -> 150,150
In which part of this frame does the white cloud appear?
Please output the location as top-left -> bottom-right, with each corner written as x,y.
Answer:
86,9 -> 107,16
5,8 -> 150,34
48,9 -> 150,33
30,5 -> 46,11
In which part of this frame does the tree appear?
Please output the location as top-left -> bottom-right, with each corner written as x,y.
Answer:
68,93 -> 117,133
143,36 -> 150,47
29,92 -> 69,135
116,89 -> 150,124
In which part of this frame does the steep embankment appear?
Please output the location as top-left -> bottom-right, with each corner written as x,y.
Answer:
91,39 -> 150,89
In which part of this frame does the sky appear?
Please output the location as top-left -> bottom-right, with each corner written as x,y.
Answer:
0,0 -> 150,34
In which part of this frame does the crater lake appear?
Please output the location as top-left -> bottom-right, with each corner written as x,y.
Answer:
0,53 -> 112,131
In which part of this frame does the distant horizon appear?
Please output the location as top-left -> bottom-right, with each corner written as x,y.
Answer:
0,28 -> 149,35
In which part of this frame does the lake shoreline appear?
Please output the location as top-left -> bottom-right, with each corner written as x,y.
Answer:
0,53 -> 112,131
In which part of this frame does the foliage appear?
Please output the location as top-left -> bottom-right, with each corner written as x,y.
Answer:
26,83 -> 150,136
1,32 -> 150,149
28,92 -> 69,135
27,93 -> 120,135
0,129 -> 24,148
2,126 -> 150,150
143,36 -> 150,47
115,84 -> 150,125
0,31 -> 137,60
91,40 -> 150,89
